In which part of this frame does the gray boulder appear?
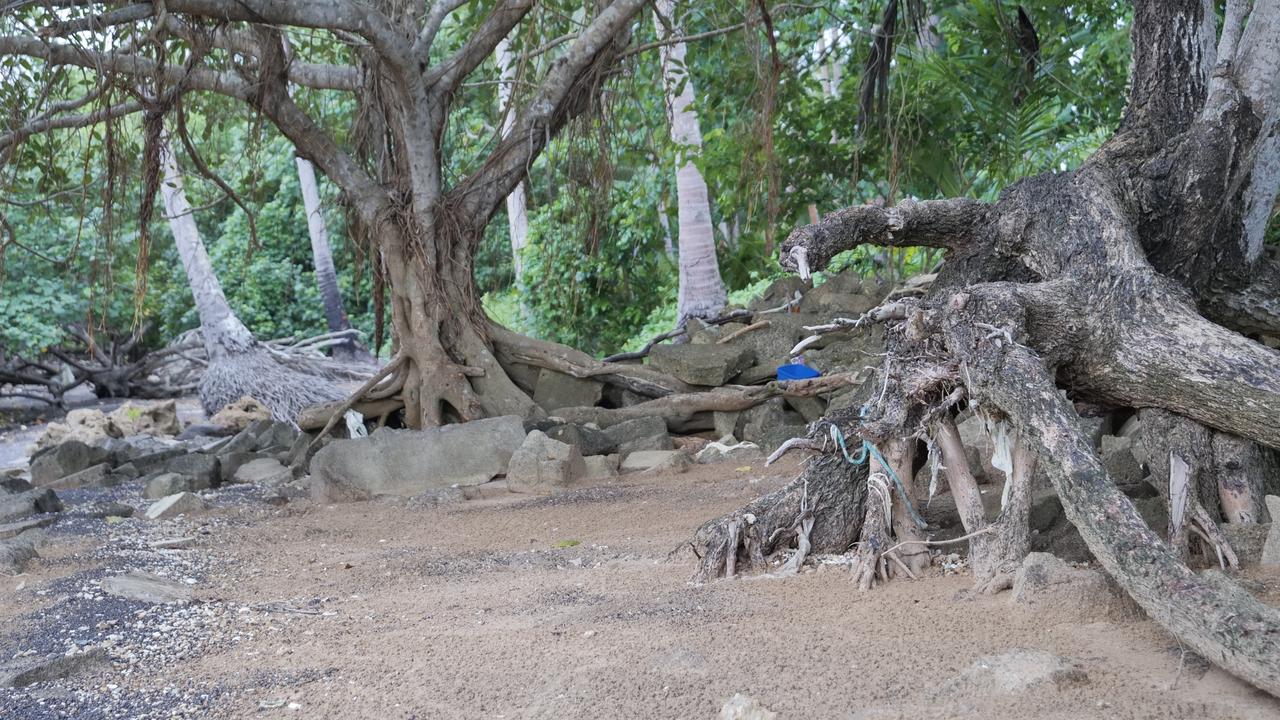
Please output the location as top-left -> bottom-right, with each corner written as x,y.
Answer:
583,455 -> 618,479
506,431 -> 587,494
29,440 -> 109,487
102,571 -> 193,603
1012,552 -> 1136,620
0,488 -> 63,523
144,492 -> 206,520
218,451 -> 273,484
1101,435 -> 1144,485
0,647 -> 107,688
533,369 -> 603,411
696,439 -> 764,464
648,344 -> 755,386
44,462 -> 114,490
162,453 -> 220,488
0,515 -> 56,540
1223,522 -> 1270,565
310,416 -> 527,502
1,476 -> 32,494
233,458 -> 290,485
603,417 -> 671,456
0,529 -> 46,574
144,472 -> 209,499
620,450 -> 681,473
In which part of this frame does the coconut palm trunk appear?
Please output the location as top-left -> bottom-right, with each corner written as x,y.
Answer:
496,35 -> 531,282
653,0 -> 726,325
159,133 -> 341,422
294,154 -> 373,362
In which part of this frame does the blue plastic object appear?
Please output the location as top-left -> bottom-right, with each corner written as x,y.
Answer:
776,363 -> 821,381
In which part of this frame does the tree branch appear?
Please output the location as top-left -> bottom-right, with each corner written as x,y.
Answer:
423,0 -> 534,93
450,0 -> 646,227
0,99 -> 144,153
778,198 -> 991,275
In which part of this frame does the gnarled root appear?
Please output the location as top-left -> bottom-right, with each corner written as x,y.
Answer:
692,452 -> 867,583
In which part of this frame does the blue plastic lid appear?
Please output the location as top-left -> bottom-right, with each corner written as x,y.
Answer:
776,363 -> 822,381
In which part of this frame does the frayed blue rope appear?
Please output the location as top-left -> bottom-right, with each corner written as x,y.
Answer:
829,415 -> 928,531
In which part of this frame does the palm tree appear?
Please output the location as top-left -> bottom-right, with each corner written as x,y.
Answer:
653,0 -> 726,325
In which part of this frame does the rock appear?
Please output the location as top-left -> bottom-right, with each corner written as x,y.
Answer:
80,501 -> 135,519
0,488 -> 63,522
0,647 -> 107,688
533,369 -> 603,411
1011,552 -> 1136,620
310,416 -> 527,502
648,344 -> 755,386
106,399 -> 182,437
215,425 -> 261,458
747,423 -> 809,455
939,649 -> 1088,697
144,492 -> 207,520
583,455 -> 618,479
1261,496 -> 1280,565
506,431 -> 588,494
717,315 -> 809,370
161,453 -> 220,488
233,458 -> 290,485
45,462 -> 115,491
144,472 -> 209,499
696,440 -> 764,464
1101,438 -> 1144,486
0,529 -> 45,574
603,417 -> 671,456
620,450 -> 681,473
177,422 -> 237,440
101,433 -> 180,464
639,448 -> 692,475
713,411 -> 741,440
253,421 -> 298,452
0,476 -> 32,494
101,571 -> 193,603
0,515 -> 56,540
125,447 -> 187,475
284,431 -> 319,469
218,451 -> 272,484
720,693 -> 777,720
784,395 -> 826,423
29,440 -> 110,487
211,395 -> 271,431
674,435 -> 711,454
746,275 -> 807,312
1222,523 -> 1270,565
33,408 -> 113,450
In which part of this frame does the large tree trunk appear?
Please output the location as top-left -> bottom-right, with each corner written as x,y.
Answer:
654,0 -> 727,325
695,0 -> 1280,697
295,155 -> 373,363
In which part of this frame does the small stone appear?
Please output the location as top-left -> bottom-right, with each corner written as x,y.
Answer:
582,630 -> 596,639
1011,552 -> 1137,620
720,693 -> 777,720
144,492 -> 206,520
233,458 -> 291,485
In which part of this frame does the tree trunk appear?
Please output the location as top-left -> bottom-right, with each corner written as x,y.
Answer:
158,135 -> 255,363
159,134 -> 341,422
496,35 -> 531,282
295,155 -> 372,363
653,0 -> 726,325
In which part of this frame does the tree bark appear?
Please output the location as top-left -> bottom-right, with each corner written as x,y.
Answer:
653,0 -> 727,325
295,155 -> 371,363
496,35 -> 531,282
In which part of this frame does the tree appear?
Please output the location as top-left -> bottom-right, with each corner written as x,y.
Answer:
653,0 -> 727,324
294,153 -> 372,363
0,0 -> 647,428
495,35 -> 530,283
158,132 -> 342,421
694,0 -> 1280,696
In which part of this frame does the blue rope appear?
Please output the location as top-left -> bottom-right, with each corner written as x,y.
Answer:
829,416 -> 928,531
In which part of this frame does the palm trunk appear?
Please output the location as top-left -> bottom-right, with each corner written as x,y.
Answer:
295,155 -> 371,362
653,0 -> 726,325
158,134 -> 255,362
496,36 -> 530,281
